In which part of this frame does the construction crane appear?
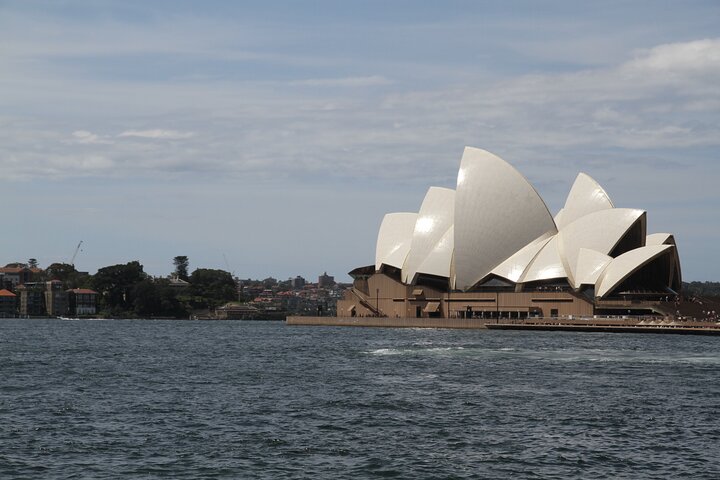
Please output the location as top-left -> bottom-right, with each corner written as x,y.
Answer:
70,240 -> 83,267
223,253 -> 236,277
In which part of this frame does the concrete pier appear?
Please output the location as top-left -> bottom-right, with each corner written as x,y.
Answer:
286,316 -> 494,329
286,316 -> 720,334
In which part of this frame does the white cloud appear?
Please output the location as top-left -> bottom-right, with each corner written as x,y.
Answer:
378,38 -> 720,153
290,76 -> 393,87
65,130 -> 114,145
2,39 -> 719,187
625,39 -> 720,74
118,129 -> 195,140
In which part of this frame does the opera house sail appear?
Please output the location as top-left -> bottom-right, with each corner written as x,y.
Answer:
338,147 -> 681,320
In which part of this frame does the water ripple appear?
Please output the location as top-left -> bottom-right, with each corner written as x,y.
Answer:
1,319 -> 719,479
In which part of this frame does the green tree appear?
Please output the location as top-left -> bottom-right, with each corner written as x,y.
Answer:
46,263 -> 76,282
43,263 -> 90,289
28,258 -> 38,269
188,268 -> 237,309
173,256 -> 189,281
132,278 -> 189,318
684,281 -> 720,298
92,261 -> 147,314
132,279 -> 161,316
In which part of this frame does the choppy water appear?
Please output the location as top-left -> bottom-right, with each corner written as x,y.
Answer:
1,319 -> 719,479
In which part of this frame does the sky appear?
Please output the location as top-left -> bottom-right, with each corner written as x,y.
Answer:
1,0 -> 719,282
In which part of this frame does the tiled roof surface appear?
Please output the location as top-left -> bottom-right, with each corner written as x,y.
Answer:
0,267 -> 27,274
69,288 -> 98,295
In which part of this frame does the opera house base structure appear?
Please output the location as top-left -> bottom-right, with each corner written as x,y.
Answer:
329,147 -> 683,325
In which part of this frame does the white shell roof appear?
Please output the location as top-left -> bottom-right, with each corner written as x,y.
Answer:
573,248 -> 612,289
520,235 -> 567,283
491,233 -> 554,283
369,146 -> 679,294
402,187 -> 455,284
375,212 -> 418,270
556,173 -> 614,230
415,225 -> 454,279
646,233 -> 675,246
596,244 -> 673,298
557,208 -> 645,287
453,147 -> 557,290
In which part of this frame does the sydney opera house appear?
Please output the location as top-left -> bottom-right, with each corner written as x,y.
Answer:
337,147 -> 681,320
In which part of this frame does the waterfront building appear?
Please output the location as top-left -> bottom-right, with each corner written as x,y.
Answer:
16,281 -> 72,317
215,302 -> 260,320
68,288 -> 99,316
0,289 -> 17,317
337,147 -> 681,320
17,282 -> 46,316
45,280 -> 69,317
0,266 -> 32,288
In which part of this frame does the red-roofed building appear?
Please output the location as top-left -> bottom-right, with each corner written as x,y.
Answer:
68,288 -> 98,316
0,267 -> 32,288
0,289 -> 17,317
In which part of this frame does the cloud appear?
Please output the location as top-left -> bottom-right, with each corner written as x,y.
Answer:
1,3 -> 719,281
65,130 -> 114,145
117,129 -> 195,140
2,38 -> 719,190
625,39 -> 720,75
379,38 -> 720,154
290,76 -> 393,87
0,151 -> 116,180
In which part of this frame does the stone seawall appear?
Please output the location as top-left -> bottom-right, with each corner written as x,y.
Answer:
285,316 -> 494,329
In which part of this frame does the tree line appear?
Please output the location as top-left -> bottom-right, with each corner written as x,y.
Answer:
683,281 -> 720,298
29,257 -> 237,318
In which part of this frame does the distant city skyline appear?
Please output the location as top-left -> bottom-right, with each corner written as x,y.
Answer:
2,1 -> 719,281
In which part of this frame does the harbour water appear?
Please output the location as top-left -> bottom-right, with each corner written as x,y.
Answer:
1,319 -> 719,478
